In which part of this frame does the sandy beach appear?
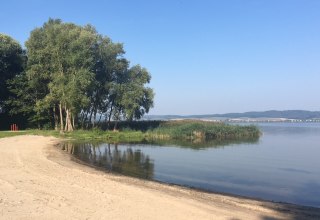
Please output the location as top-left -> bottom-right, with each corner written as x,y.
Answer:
0,135 -> 319,220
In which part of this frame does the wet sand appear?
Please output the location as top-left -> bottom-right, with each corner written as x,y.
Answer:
0,135 -> 319,219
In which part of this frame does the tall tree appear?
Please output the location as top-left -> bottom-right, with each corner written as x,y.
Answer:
25,19 -> 97,131
80,35 -> 127,128
0,34 -> 25,112
8,18 -> 154,131
114,65 -> 154,121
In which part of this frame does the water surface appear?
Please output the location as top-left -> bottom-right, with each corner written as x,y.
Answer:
60,123 -> 320,207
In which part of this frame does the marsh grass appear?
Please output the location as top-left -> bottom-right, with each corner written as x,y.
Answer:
147,120 -> 260,141
0,120 -> 260,143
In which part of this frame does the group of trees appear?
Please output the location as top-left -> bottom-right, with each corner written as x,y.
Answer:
0,18 -> 154,131
0,33 -> 26,129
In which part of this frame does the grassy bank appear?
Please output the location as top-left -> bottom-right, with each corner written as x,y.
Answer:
0,130 -> 144,142
0,120 -> 260,142
0,131 -> 27,139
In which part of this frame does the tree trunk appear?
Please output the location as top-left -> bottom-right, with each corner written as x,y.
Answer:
64,108 -> 68,131
92,109 -> 96,128
54,106 -> 59,131
72,114 -> 75,129
88,108 -> 94,129
59,103 -> 64,131
107,104 -> 114,130
80,110 -> 87,129
64,108 -> 73,132
97,112 -> 102,125
65,109 -> 73,132
113,119 -> 118,131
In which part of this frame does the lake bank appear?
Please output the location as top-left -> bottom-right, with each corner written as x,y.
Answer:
0,135 -> 319,219
0,120 -> 260,143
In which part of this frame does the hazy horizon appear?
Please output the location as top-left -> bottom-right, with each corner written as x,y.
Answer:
145,109 -> 320,116
2,0 -> 319,115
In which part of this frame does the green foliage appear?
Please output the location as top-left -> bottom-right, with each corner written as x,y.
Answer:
23,19 -> 99,130
6,18 -> 154,131
24,129 -> 146,142
100,120 -> 260,142
0,34 -> 28,129
1,120 -> 260,149
116,65 -> 154,120
0,33 -> 25,111
102,120 -> 161,131
147,120 -> 260,141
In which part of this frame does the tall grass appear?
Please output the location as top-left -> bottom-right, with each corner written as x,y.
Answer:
146,120 -> 260,141
1,120 -> 260,142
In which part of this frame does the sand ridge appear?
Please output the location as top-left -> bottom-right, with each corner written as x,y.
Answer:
0,135 -> 319,220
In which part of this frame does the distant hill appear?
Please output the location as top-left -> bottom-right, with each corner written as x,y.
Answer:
144,110 -> 320,120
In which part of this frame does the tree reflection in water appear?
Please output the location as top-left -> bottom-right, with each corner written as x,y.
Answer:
59,136 -> 259,180
61,142 -> 154,179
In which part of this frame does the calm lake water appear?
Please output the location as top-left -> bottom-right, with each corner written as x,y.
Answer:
60,123 -> 320,207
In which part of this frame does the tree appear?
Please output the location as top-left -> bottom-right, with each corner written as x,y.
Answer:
115,65 -> 154,121
0,34 -> 25,112
8,18 -> 154,131
24,19 -> 97,131
0,34 -> 27,130
80,34 -> 128,128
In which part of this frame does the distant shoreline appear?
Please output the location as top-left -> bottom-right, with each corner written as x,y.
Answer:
146,118 -> 320,123
144,110 -> 320,122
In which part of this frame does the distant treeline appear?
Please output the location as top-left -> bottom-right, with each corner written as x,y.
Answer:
0,18 -> 154,131
209,110 -> 320,120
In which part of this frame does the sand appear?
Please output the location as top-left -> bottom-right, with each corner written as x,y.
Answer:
0,135 -> 319,220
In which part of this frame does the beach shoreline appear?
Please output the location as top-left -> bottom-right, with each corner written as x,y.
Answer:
0,135 -> 319,219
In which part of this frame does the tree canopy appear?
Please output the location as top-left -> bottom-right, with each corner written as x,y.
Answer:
5,18 -> 154,131
0,34 -> 25,112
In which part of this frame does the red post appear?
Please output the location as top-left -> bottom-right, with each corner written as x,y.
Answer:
10,124 -> 19,131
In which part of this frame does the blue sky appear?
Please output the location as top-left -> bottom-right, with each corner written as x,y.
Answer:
1,0 -> 320,115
